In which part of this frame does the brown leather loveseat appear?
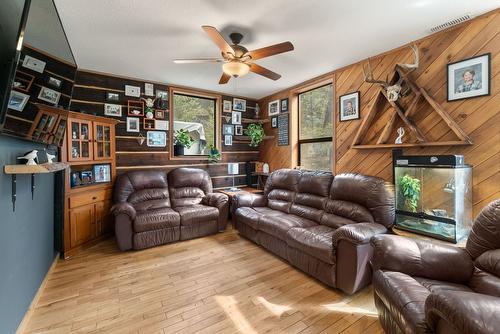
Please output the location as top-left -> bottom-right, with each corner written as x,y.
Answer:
371,199 -> 500,334
232,168 -> 395,294
112,168 -> 229,250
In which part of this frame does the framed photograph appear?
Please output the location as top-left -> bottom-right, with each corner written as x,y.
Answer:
231,111 -> 242,125
339,91 -> 360,122
235,125 -> 243,136
126,117 -> 140,132
156,90 -> 169,109
223,100 -> 232,112
271,116 -> 278,128
268,100 -> 279,116
233,98 -> 246,111
80,170 -> 93,185
47,76 -> 62,89
22,55 -> 46,73
93,164 -> 111,183
7,90 -> 30,111
224,135 -> 233,146
223,124 -> 234,135
280,98 -> 288,112
106,92 -> 120,102
447,53 -> 490,101
104,103 -> 122,117
155,120 -> 168,130
145,83 -> 154,96
70,171 -> 81,187
38,86 -> 61,105
144,119 -> 155,130
147,131 -> 167,147
155,110 -> 165,119
125,85 -> 141,97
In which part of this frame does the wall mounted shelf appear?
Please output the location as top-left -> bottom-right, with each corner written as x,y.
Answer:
352,141 -> 471,149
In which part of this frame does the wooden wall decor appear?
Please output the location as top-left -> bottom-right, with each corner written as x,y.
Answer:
258,8 -> 500,217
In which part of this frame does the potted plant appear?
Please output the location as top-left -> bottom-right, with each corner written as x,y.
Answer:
399,174 -> 421,212
173,129 -> 194,156
244,123 -> 265,147
207,144 -> 221,163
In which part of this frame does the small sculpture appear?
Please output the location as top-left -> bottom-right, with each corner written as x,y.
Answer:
46,152 -> 56,164
18,150 -> 38,165
395,127 -> 405,144
141,97 -> 156,119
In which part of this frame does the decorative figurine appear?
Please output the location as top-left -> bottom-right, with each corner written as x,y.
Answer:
395,127 -> 405,144
142,97 -> 156,119
46,152 -> 56,164
17,150 -> 38,165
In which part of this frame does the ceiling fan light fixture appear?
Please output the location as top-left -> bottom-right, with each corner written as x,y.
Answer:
222,61 -> 250,77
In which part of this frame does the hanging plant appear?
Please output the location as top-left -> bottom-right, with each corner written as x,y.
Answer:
244,123 -> 265,147
174,129 -> 194,149
399,174 -> 421,212
208,144 -> 221,163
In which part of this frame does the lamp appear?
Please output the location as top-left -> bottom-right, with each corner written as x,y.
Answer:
222,61 -> 250,78
227,162 -> 239,191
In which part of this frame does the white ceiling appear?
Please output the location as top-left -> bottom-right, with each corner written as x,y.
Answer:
54,0 -> 499,99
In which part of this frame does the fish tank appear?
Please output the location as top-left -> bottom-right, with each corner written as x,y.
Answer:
394,164 -> 472,243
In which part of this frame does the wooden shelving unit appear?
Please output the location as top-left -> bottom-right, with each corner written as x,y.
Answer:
4,162 -> 69,174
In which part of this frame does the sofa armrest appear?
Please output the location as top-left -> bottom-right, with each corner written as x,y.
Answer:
203,193 -> 229,231
426,291 -> 500,334
232,192 -> 267,210
332,223 -> 387,248
111,202 -> 136,220
371,235 -> 474,283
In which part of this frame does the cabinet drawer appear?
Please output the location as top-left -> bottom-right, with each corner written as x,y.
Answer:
69,189 -> 112,209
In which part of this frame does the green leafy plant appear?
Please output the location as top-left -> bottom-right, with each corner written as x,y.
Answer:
207,144 -> 221,163
244,123 -> 265,147
174,129 -> 194,149
399,174 -> 421,212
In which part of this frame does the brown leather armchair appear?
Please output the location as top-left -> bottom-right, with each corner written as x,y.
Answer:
112,168 -> 228,250
233,169 -> 395,294
371,199 -> 500,334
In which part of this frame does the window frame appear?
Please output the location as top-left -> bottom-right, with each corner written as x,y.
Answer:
169,87 -> 220,160
297,83 -> 333,169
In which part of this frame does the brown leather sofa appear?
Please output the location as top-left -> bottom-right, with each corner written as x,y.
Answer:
232,168 -> 395,294
112,168 -> 229,250
371,199 -> 500,334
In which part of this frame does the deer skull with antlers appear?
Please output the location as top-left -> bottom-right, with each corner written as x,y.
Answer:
362,45 -> 419,102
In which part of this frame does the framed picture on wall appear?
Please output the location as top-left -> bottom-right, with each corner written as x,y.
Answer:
47,76 -> 62,89
93,164 -> 111,183
280,98 -> 288,112
271,116 -> 278,128
125,85 -> 141,97
268,100 -> 279,116
38,86 -> 61,105
156,90 -> 169,109
224,135 -> 233,146
104,103 -> 122,117
223,124 -> 234,135
447,53 -> 490,101
231,111 -> 242,124
7,91 -> 30,111
147,131 -> 167,147
233,98 -> 246,111
155,120 -> 168,130
223,100 -> 232,112
339,91 -> 360,122
235,125 -> 243,135
126,117 -> 140,132
106,92 -> 120,102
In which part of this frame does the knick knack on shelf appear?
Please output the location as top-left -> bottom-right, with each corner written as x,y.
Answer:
17,150 -> 38,165
395,127 -> 405,144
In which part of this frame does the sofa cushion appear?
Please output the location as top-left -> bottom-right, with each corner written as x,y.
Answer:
133,198 -> 171,212
286,225 -> 336,264
373,270 -> 431,334
414,277 -> 472,294
264,169 -> 301,213
235,207 -> 285,230
259,214 -> 316,240
174,204 -> 219,226
134,207 -> 180,233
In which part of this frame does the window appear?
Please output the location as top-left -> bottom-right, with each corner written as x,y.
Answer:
173,93 -> 216,155
298,84 -> 333,171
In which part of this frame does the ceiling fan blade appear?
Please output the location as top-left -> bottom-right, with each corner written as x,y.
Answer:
173,58 -> 225,64
249,63 -> 281,81
219,72 -> 231,84
248,41 -> 294,61
202,26 -> 234,55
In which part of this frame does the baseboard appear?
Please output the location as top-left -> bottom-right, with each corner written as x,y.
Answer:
16,253 -> 59,334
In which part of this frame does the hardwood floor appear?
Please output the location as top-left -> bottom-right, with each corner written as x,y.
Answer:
23,227 -> 383,334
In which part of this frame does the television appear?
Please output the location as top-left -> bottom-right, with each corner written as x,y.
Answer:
0,0 -> 29,128
0,0 -> 77,146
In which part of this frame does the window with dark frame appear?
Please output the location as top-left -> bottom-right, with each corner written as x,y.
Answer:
298,84 -> 333,171
172,93 -> 216,156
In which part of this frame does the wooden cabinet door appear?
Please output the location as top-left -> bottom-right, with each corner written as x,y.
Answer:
67,119 -> 94,162
93,122 -> 113,160
95,200 -> 113,235
69,204 -> 96,248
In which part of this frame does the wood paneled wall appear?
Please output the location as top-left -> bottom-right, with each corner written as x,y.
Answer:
259,9 -> 499,216
70,70 -> 259,188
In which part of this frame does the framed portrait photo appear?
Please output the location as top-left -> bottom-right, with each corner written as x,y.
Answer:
280,98 -> 288,112
271,116 -> 278,128
231,111 -> 242,125
268,100 -> 279,116
339,91 -> 360,122
38,86 -> 61,105
126,117 -> 140,132
233,98 -> 246,111
223,124 -> 234,135
93,164 -> 111,183
104,103 -> 122,117
156,90 -> 169,109
147,131 -> 167,147
223,100 -> 232,112
447,53 -> 490,101
235,125 -> 243,135
224,135 -> 233,146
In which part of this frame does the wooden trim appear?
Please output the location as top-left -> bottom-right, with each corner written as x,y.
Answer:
352,141 -> 472,149
23,43 -> 77,68
15,254 -> 59,334
6,114 -> 34,123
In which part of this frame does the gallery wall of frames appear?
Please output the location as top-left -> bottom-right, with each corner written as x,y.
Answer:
70,70 -> 260,188
258,9 -> 499,217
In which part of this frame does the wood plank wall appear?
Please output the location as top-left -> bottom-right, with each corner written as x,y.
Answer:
258,9 -> 500,217
70,70 -> 259,189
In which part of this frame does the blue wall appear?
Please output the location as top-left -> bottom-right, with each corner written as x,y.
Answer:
0,135 -> 56,334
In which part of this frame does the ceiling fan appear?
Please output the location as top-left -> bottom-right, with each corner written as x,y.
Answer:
173,26 -> 294,84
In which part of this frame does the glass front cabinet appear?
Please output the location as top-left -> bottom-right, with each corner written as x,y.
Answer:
67,118 -> 115,162
394,165 -> 472,243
